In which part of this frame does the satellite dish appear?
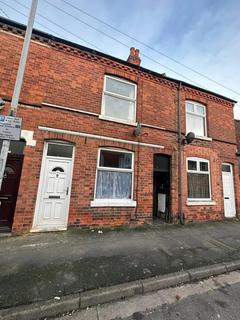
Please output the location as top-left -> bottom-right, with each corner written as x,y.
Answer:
185,132 -> 195,144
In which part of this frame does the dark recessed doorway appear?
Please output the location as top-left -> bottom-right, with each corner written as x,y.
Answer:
153,154 -> 171,222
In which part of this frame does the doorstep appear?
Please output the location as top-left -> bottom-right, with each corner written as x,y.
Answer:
0,233 -> 11,237
0,226 -> 11,236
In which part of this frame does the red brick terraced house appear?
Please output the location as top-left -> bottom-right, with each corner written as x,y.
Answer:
0,17 -> 239,234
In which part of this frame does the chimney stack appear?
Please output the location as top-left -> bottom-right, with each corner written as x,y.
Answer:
127,47 -> 141,66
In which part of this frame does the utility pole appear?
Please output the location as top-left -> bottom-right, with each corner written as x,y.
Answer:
177,82 -> 184,224
0,0 -> 38,190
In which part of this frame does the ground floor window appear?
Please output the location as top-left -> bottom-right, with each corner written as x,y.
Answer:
187,157 -> 211,200
94,148 -> 134,200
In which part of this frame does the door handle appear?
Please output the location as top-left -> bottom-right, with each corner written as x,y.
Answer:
66,187 -> 69,196
224,197 -> 229,199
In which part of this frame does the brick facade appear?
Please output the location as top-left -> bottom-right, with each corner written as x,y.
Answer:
235,120 -> 240,152
0,18 -> 239,233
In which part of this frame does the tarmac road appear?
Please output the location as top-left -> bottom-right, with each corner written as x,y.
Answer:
126,276 -> 240,320
55,271 -> 240,320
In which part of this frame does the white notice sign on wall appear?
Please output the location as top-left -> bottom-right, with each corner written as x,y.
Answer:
0,115 -> 22,141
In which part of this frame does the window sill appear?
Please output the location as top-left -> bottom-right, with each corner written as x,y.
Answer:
90,199 -> 137,207
186,200 -> 216,206
195,136 -> 213,141
99,115 -> 137,127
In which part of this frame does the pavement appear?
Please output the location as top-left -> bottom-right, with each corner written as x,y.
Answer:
0,220 -> 240,318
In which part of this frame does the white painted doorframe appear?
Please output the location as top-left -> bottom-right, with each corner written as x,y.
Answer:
32,141 -> 75,232
222,163 -> 236,218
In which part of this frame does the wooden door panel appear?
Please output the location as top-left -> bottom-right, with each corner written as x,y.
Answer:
0,155 -> 23,230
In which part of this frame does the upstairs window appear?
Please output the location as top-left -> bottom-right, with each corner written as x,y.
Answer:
186,101 -> 207,137
187,157 -> 211,200
101,75 -> 137,123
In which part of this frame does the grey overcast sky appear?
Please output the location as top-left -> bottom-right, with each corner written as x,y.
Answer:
1,0 -> 240,119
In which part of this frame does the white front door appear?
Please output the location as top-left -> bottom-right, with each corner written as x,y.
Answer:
32,142 -> 74,231
222,163 -> 236,218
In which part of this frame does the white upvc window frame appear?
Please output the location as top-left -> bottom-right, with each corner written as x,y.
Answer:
185,101 -> 207,138
186,157 -> 212,202
100,75 -> 137,125
91,147 -> 136,207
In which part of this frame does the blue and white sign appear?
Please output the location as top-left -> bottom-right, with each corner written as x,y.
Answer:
0,115 -> 22,140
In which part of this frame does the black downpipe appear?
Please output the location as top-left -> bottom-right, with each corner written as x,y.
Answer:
177,82 -> 185,225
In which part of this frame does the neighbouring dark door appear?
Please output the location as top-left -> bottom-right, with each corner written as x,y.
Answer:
0,155 -> 24,232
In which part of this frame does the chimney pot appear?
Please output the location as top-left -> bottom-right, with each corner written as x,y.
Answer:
130,47 -> 135,55
127,47 -> 141,66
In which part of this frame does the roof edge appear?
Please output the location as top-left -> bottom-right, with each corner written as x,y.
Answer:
0,16 -> 237,104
